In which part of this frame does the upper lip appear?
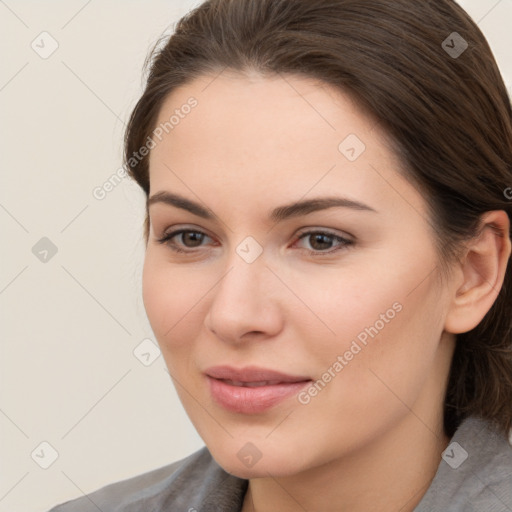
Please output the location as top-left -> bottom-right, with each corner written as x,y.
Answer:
205,365 -> 311,383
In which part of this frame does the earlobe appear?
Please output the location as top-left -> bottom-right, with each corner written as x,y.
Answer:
444,210 -> 511,334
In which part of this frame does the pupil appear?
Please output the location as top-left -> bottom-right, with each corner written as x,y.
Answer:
311,234 -> 332,250
183,232 -> 203,247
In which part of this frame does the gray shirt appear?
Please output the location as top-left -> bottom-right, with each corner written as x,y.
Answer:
48,415 -> 512,511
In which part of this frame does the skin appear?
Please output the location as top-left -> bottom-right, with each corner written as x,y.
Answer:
142,70 -> 511,512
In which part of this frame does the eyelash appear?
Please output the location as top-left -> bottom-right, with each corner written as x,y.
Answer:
156,228 -> 354,257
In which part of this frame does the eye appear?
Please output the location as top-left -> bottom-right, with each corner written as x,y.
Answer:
156,228 -> 213,253
156,227 -> 354,256
294,230 -> 353,255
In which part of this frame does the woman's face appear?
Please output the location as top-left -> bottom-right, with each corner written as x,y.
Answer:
143,71 -> 457,478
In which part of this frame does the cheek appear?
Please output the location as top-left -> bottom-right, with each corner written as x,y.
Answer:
283,261 -> 403,355
293,249 -> 445,398
319,273 -> 445,422
142,252 -> 205,352
365,280 -> 447,386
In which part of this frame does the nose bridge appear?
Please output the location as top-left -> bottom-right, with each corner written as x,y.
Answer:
214,249 -> 268,309
205,247 -> 282,340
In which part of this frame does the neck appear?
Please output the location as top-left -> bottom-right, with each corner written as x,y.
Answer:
242,409 -> 450,512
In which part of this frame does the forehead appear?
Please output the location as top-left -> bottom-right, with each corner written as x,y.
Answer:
150,70 -> 375,157
147,71 -> 427,220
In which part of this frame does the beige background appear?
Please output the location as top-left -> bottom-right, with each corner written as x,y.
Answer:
1,1 -> 511,511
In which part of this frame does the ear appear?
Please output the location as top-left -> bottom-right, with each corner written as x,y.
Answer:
444,210 -> 511,334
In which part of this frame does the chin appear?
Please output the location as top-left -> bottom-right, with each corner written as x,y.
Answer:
208,443 -> 308,480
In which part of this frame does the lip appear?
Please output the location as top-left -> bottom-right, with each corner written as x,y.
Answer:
205,365 -> 311,383
205,365 -> 312,414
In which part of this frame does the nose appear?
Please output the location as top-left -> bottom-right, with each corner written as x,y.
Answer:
204,254 -> 284,344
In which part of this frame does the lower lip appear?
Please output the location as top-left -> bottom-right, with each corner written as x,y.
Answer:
206,376 -> 311,414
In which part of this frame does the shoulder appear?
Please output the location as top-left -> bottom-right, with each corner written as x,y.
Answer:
415,416 -> 512,512
48,446 -> 248,512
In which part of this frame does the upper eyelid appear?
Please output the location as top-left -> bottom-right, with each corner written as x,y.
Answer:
160,225 -> 215,240
160,225 -> 350,238
296,227 -> 352,238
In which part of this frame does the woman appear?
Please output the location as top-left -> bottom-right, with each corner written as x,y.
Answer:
49,0 -> 512,510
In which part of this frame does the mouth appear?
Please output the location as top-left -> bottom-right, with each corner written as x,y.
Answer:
217,379 -> 288,387
205,365 -> 312,414
205,365 -> 311,383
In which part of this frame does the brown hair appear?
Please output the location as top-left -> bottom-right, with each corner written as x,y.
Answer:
124,0 -> 512,438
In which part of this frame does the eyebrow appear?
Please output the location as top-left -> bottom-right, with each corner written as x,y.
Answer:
147,191 -> 377,222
